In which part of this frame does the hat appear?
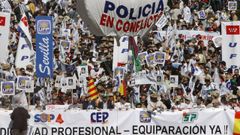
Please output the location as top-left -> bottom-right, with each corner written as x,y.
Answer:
175,96 -> 182,102
211,91 -> 219,98
150,93 -> 158,98
1,64 -> 10,70
26,64 -> 33,69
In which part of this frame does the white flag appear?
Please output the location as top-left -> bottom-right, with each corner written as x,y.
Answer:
18,13 -> 32,47
15,35 -> 31,68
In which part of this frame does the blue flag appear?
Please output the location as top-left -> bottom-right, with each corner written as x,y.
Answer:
36,16 -> 53,78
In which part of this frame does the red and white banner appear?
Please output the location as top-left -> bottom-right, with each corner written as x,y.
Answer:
0,12 -> 10,63
113,36 -> 129,70
18,13 -> 32,46
221,22 -> 240,68
76,0 -> 167,37
157,30 -> 220,45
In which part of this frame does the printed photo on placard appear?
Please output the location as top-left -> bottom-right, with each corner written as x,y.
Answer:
61,78 -> 67,87
156,74 -> 163,83
60,40 -> 71,53
1,81 -> 15,95
67,77 -> 76,90
146,53 -> 155,66
78,76 -> 87,88
24,80 -> 34,93
55,76 -> 62,88
155,52 -> 166,65
170,75 -> 179,87
60,77 -> 68,93
77,66 -> 89,77
17,76 -> 31,90
61,29 -> 71,37
228,1 -> 237,11
138,52 -> 148,65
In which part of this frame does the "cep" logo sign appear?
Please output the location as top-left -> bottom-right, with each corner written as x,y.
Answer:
91,112 -> 109,123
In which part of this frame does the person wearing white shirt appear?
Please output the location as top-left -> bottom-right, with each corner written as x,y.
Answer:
114,96 -> 131,110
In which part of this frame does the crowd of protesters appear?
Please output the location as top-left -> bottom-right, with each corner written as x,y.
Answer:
0,0 -> 239,112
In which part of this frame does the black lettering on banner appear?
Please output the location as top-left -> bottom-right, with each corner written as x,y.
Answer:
161,126 -> 167,134
58,127 -> 64,135
34,127 -> 41,135
156,125 -> 161,134
132,125 -> 138,134
95,127 -> 101,135
168,126 -> 174,134
192,126 -> 199,134
215,126 -> 222,134
42,127 -> 48,135
65,127 -> 72,135
139,125 -> 145,134
182,126 -> 189,134
72,127 -> 78,135
79,127 -> 84,135
85,127 -> 91,135
175,126 -> 182,134
51,127 -> 57,134
0,128 -> 10,135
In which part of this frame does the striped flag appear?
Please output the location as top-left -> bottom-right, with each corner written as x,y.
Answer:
234,112 -> 240,135
88,79 -> 98,100
119,79 -> 127,97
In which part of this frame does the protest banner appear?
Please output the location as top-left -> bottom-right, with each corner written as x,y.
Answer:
156,30 -> 220,45
113,36 -> 129,70
0,109 -> 237,135
0,12 -> 10,63
76,0 -> 167,37
15,35 -> 31,68
221,21 -> 240,68
36,16 -> 53,78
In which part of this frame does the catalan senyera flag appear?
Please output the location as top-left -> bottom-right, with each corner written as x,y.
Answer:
119,79 -> 127,97
88,79 -> 98,100
234,112 -> 240,135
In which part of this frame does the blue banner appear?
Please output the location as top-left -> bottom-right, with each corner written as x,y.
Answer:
36,16 -> 53,78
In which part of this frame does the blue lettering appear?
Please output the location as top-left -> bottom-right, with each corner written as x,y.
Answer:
104,1 -> 115,13
116,5 -> 128,18
121,49 -> 128,53
230,54 -> 237,59
229,43 -> 237,47
143,4 -> 151,17
21,44 -> 29,49
21,56 -> 29,61
91,112 -> 109,123
156,0 -> 164,12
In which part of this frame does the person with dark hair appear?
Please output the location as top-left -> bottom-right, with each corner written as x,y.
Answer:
10,106 -> 30,135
